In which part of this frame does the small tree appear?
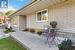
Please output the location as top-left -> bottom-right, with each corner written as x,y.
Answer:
6,10 -> 14,17
0,12 -> 4,16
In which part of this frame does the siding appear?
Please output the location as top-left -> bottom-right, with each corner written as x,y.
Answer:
48,1 -> 75,33
27,1 -> 75,33
27,13 -> 48,29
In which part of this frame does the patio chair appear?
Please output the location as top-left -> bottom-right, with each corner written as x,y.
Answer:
42,25 -> 58,46
47,28 -> 58,45
42,25 -> 50,38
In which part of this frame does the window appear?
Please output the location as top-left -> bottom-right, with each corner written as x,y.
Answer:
36,9 -> 48,22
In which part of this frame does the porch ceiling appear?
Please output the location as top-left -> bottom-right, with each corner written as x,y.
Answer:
12,0 -> 68,16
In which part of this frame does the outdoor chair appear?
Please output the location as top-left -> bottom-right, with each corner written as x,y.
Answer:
42,25 -> 50,39
42,25 -> 58,46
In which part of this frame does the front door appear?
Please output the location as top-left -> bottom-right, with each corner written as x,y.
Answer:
19,15 -> 26,30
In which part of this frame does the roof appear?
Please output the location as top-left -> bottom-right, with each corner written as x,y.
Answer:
10,0 -> 69,17
10,0 -> 37,17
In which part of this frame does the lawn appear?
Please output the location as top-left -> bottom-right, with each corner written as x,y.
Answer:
0,37 -> 27,50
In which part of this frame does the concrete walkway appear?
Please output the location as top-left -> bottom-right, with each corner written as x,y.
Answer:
10,31 -> 58,50
0,29 -> 10,39
0,29 -> 4,35
0,29 -> 5,37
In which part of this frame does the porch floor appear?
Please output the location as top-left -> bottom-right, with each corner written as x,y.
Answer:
10,31 -> 58,50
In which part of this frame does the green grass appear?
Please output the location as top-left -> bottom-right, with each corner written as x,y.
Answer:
0,37 -> 27,50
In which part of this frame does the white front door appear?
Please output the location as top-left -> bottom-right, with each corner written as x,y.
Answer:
19,15 -> 26,30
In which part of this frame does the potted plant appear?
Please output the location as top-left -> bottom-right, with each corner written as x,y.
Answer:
36,28 -> 42,35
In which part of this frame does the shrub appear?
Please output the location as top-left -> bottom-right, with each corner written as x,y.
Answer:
4,27 -> 15,33
23,28 -> 35,33
23,28 -> 29,31
0,23 -> 2,24
29,28 -> 35,33
36,28 -> 42,35
58,39 -> 72,50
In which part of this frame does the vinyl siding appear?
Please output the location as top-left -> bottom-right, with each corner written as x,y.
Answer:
26,1 -> 75,33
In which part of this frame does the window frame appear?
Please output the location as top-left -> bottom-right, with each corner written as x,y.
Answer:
36,9 -> 48,22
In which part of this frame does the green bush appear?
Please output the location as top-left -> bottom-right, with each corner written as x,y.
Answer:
4,28 -> 15,33
36,28 -> 42,35
58,39 -> 72,50
23,28 -> 35,33
0,22 -> 2,24
23,28 -> 29,31
29,28 -> 35,33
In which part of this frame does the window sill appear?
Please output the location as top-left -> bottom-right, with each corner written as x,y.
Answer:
36,20 -> 48,23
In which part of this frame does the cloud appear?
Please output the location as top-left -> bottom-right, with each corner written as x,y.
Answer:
0,6 -> 16,13
8,6 -> 16,11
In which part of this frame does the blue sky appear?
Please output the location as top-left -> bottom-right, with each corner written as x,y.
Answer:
0,0 -> 31,13
8,0 -> 31,10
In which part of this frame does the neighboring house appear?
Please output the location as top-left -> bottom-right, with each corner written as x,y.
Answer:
0,16 -> 4,23
11,0 -> 75,33
0,16 -> 8,24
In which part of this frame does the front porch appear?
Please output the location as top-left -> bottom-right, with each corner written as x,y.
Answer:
10,31 -> 58,50
10,31 -> 75,50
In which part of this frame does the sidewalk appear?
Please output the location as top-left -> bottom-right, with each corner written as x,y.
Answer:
0,29 -> 4,35
0,29 -> 10,39
10,31 -> 58,50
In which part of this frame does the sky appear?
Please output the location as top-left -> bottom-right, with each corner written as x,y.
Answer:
8,0 -> 32,10
0,0 -> 32,13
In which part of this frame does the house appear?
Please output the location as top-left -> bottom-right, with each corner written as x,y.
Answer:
10,0 -> 75,33
0,16 -> 8,24
0,16 -> 5,23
